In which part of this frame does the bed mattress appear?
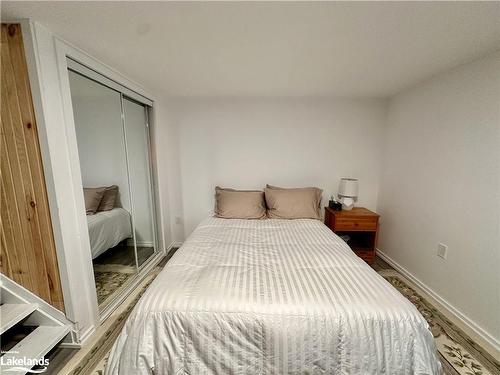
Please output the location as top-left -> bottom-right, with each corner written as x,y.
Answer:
87,208 -> 132,259
106,217 -> 440,374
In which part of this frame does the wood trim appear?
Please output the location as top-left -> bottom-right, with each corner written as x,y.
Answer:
0,23 -> 64,311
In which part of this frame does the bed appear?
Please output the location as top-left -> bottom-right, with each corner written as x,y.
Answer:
87,207 -> 132,259
106,217 -> 441,374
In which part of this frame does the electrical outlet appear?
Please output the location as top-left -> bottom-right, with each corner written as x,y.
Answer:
437,243 -> 448,259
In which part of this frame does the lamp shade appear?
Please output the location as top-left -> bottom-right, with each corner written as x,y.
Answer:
338,178 -> 358,198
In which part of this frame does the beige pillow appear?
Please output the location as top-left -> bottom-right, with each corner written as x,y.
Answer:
266,185 -> 322,208
264,185 -> 323,219
84,187 -> 106,215
215,186 -> 266,219
98,185 -> 119,212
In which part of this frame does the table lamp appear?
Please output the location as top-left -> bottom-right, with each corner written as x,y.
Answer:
338,178 -> 358,210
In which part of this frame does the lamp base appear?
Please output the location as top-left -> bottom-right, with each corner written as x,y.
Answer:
339,197 -> 355,210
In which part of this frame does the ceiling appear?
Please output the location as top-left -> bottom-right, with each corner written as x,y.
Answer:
2,1 -> 500,98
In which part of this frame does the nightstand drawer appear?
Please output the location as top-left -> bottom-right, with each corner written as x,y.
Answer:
353,249 -> 375,263
334,217 -> 377,231
324,207 -> 379,265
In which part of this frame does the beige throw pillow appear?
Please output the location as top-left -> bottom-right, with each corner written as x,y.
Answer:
84,187 -> 106,215
98,185 -> 119,212
215,186 -> 266,219
266,185 -> 322,208
265,185 -> 322,219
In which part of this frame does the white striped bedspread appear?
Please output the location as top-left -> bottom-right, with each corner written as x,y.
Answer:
106,217 -> 441,374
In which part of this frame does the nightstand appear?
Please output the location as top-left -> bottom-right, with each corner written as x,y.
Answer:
324,207 -> 380,264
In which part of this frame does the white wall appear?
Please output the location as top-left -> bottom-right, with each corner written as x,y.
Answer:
171,97 -> 387,237
154,99 -> 185,245
378,52 -> 500,350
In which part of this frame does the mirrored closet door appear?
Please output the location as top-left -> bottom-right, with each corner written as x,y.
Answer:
67,60 -> 158,311
122,98 -> 157,268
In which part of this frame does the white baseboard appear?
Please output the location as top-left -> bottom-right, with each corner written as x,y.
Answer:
59,341 -> 82,349
126,240 -> 154,247
376,249 -> 500,357
171,241 -> 183,248
77,324 -> 96,344
165,242 -> 181,255
136,241 -> 154,247
61,326 -> 95,348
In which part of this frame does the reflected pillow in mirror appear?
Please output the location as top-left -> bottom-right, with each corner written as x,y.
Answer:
84,187 -> 106,215
98,185 -> 119,212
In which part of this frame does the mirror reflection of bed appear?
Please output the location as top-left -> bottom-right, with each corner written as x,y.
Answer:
68,65 -> 158,310
84,186 -> 137,308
